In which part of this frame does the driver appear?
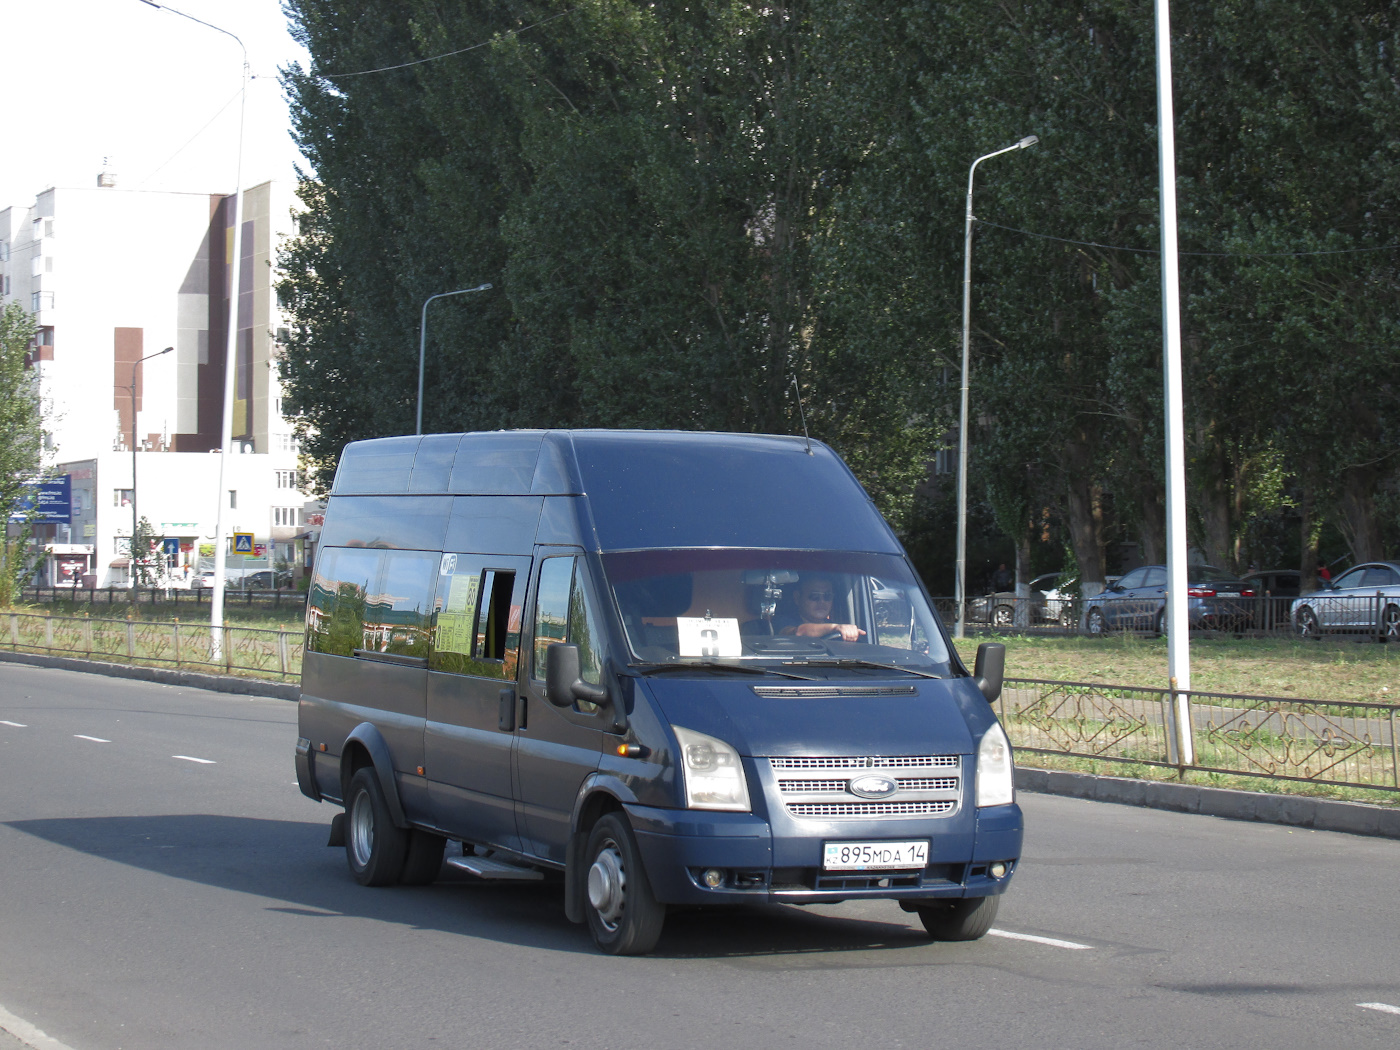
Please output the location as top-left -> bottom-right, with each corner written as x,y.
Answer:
776,575 -> 866,642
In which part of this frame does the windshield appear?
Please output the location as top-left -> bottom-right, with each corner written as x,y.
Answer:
602,549 -> 952,675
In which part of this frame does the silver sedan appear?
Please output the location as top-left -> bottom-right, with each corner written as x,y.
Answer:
1291,561 -> 1400,638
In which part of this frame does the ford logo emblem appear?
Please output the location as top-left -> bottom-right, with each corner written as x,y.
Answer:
849,775 -> 897,799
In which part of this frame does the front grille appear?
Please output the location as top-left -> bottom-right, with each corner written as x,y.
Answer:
787,800 -> 958,818
769,754 -> 959,770
768,753 -> 963,821
897,776 -> 959,791
752,685 -> 919,698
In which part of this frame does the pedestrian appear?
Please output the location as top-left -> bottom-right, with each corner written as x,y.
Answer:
991,562 -> 1013,592
1316,561 -> 1331,584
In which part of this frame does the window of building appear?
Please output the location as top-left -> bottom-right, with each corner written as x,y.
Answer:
0,241 -> 9,261
114,489 -> 133,508
31,291 -> 53,312
272,507 -> 299,527
274,433 -> 300,454
229,490 -> 237,510
274,469 -> 298,489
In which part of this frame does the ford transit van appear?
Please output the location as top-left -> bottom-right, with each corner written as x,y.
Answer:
295,430 -> 1021,954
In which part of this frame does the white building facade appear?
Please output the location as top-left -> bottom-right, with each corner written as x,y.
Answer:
0,173 -> 316,587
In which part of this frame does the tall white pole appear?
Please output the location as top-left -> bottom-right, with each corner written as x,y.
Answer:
955,136 -> 1037,640
1153,0 -> 1193,761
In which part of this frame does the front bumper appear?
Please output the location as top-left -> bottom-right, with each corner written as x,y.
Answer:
624,801 -> 1022,906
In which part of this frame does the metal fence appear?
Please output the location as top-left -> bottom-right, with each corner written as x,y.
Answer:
1000,677 -> 1400,793
2,610 -> 303,682
21,585 -> 308,614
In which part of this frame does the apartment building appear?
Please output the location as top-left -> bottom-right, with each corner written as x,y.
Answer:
0,172 -> 317,587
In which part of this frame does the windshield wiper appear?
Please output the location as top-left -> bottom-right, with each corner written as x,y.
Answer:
780,658 -> 943,679
631,661 -> 816,680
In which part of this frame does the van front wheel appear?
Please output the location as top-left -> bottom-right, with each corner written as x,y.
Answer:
916,895 -> 999,941
584,813 -> 666,955
345,767 -> 408,887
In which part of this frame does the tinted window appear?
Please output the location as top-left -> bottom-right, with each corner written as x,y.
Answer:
532,556 -> 606,707
368,551 -> 439,658
307,547 -> 382,657
432,553 -> 529,680
1117,569 -> 1148,590
1334,568 -> 1366,590
1143,567 -> 1167,587
1363,566 -> 1399,588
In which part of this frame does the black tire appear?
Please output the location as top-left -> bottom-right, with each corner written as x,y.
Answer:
1154,609 -> 1166,636
1296,606 -> 1321,640
992,605 -> 1014,628
583,813 -> 666,955
1087,608 -> 1107,635
398,830 -> 447,886
345,767 -> 409,887
916,895 -> 1000,941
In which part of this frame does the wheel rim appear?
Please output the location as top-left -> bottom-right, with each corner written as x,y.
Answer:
1386,608 -> 1400,638
1088,611 -> 1104,634
1298,610 -> 1317,637
349,787 -> 375,869
587,840 -> 626,932
993,608 -> 1012,627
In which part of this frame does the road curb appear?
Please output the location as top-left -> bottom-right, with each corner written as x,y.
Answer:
1016,766 -> 1400,839
0,649 -> 298,702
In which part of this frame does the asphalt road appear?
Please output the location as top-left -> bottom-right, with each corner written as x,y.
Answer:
1,661 -> 1399,1050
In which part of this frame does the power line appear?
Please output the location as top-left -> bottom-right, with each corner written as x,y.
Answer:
137,86 -> 246,189
318,9 -> 575,79
975,218 -> 1400,258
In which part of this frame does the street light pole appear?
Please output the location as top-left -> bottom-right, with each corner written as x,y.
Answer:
417,284 -> 493,435
138,0 -> 247,657
955,135 -> 1038,639
127,346 -> 174,596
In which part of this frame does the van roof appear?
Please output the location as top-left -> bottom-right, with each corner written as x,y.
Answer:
332,430 -> 901,553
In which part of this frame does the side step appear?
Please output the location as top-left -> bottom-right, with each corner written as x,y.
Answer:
445,855 -> 545,881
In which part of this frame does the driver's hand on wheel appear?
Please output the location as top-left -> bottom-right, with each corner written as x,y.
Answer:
792,622 -> 866,642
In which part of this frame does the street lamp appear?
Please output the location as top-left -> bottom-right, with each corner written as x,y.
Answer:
954,134 -> 1038,639
127,346 -> 174,595
138,0 -> 247,656
417,284 -> 493,435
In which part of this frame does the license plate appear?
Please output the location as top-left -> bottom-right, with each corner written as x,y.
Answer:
823,840 -> 929,871
1216,592 -> 1240,598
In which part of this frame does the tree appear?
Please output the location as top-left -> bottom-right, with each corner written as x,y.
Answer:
0,302 -> 45,605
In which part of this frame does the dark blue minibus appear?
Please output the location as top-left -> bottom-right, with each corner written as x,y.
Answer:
295,430 -> 1021,954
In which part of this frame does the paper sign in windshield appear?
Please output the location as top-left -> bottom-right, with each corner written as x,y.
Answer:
676,616 -> 742,658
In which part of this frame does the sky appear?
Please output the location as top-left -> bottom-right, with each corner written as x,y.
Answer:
1,0 -> 311,210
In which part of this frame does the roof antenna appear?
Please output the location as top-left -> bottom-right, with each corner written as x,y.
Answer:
790,376 -> 812,455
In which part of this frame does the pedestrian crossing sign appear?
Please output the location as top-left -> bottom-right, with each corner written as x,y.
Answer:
233,532 -> 255,554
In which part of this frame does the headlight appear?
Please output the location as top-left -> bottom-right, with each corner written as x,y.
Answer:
975,722 -> 1014,808
673,726 -> 751,812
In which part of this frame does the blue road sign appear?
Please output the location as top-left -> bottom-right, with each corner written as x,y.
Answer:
8,476 -> 71,524
162,538 -> 180,556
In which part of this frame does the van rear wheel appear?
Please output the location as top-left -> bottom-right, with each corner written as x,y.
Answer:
345,767 -> 408,887
583,813 -> 665,955
916,895 -> 999,941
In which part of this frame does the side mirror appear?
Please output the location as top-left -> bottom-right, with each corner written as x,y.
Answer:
546,643 -> 610,709
973,642 -> 1005,703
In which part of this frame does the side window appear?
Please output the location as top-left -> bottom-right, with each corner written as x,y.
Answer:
1143,567 -> 1167,587
1117,569 -> 1147,590
369,551 -> 438,658
1364,566 -> 1398,588
307,547 -> 382,657
1334,568 -> 1365,590
533,556 -> 607,708
432,553 -> 526,680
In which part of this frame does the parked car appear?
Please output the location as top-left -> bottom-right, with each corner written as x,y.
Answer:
1029,573 -> 1079,627
1291,561 -> 1400,639
1084,565 -> 1255,634
1242,569 -> 1302,630
191,570 -> 218,590
240,569 -> 293,590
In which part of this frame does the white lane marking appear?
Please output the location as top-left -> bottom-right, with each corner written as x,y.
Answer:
0,720 -> 27,727
987,928 -> 1092,950
173,755 -> 216,764
0,1001 -> 80,1050
73,734 -> 110,743
1358,1002 -> 1400,1016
